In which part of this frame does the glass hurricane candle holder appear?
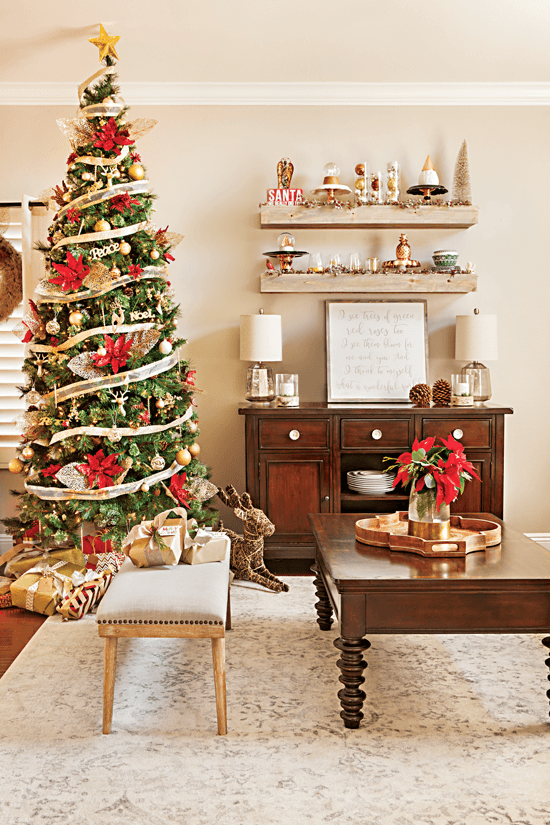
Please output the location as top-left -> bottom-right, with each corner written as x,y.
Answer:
386,161 -> 400,203
451,373 -> 474,406
276,373 -> 299,407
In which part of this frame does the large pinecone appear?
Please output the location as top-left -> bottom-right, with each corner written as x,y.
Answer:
409,383 -> 432,407
432,378 -> 451,407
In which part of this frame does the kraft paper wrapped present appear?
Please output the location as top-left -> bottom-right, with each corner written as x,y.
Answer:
10,558 -> 88,616
5,545 -> 86,579
181,529 -> 230,565
123,508 -> 187,568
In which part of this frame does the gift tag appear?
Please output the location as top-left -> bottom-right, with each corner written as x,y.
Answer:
37,575 -> 54,593
158,526 -> 177,537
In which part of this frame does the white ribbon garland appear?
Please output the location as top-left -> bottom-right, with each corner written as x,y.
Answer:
49,406 -> 193,445
56,180 -> 149,221
51,220 -> 148,251
29,322 -> 156,354
42,351 -> 179,403
26,460 -> 183,502
35,268 -> 167,305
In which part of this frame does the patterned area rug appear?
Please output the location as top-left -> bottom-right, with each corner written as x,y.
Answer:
1,576 -> 549,825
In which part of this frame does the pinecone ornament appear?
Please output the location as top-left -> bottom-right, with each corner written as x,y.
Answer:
409,383 -> 432,407
432,378 -> 451,407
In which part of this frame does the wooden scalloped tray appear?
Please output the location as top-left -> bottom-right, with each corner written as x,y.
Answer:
355,512 -> 501,557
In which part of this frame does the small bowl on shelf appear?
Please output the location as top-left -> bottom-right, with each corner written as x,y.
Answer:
432,249 -> 458,268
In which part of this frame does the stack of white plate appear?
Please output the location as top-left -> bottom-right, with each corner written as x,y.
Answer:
347,470 -> 395,494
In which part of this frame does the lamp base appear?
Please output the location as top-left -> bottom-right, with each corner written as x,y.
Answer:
461,362 -> 492,402
245,363 -> 275,402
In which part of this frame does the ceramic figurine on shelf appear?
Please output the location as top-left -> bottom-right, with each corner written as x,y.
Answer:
406,155 -> 448,203
277,158 -> 294,188
383,233 -> 420,271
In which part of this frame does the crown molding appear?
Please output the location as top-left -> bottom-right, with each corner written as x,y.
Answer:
1,81 -> 549,106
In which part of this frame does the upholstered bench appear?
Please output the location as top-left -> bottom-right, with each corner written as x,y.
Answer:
96,544 -> 231,735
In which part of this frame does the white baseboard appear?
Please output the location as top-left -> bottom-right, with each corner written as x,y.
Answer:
525,533 -> 550,551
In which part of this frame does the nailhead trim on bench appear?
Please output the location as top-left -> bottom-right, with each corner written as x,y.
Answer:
97,619 -> 223,625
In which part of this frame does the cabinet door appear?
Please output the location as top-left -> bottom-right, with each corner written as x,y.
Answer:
450,454 -> 492,514
258,451 -> 331,545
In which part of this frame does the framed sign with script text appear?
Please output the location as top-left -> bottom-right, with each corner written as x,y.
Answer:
326,299 -> 428,402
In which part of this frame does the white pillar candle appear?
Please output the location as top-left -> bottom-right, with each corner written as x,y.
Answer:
454,382 -> 470,395
280,382 -> 295,396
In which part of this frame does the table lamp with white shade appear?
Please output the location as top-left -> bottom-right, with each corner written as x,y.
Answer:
240,309 -> 282,402
455,308 -> 498,402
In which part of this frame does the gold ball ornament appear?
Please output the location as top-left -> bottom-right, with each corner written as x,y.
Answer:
150,249 -> 160,260
46,319 -> 61,335
355,178 -> 365,191
175,448 -> 192,466
188,442 -> 201,457
81,172 -> 93,181
140,482 -> 150,493
387,177 -> 397,192
128,164 -> 145,181
155,399 -> 165,409
187,420 -> 199,434
94,219 -> 111,233
97,346 -> 107,357
69,311 -> 83,326
119,242 -> 131,255
109,265 -> 121,278
355,163 -> 365,176
21,446 -> 35,460
8,458 -> 24,474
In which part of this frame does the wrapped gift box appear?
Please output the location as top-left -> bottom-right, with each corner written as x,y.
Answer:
5,546 -> 86,579
10,559 -> 87,616
123,508 -> 187,568
56,568 -> 113,621
181,529 -> 230,565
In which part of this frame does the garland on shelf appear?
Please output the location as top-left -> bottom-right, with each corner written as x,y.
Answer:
259,198 -> 473,210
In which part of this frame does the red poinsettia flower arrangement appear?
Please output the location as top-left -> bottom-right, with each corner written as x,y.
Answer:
91,334 -> 133,374
169,471 -> 190,508
65,207 -> 82,225
385,434 -> 481,511
110,192 -> 140,215
128,264 -> 142,280
49,250 -> 90,292
42,463 -> 62,478
93,118 -> 134,152
77,449 -> 124,489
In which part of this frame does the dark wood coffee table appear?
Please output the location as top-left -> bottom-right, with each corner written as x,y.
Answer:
309,513 -> 550,729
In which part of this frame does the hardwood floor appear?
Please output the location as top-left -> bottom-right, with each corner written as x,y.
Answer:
0,607 -> 46,678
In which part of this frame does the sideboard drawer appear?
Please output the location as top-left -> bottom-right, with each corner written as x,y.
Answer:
421,417 -> 492,449
258,418 -> 329,449
341,418 -> 412,450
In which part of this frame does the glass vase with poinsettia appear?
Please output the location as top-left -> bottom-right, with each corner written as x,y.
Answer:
384,434 -> 481,539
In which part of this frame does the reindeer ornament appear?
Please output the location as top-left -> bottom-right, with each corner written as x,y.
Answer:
217,485 -> 289,593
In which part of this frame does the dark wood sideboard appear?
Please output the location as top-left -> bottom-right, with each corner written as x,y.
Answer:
239,402 -> 513,561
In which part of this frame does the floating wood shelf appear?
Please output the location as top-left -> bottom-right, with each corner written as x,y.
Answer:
260,270 -> 478,294
260,204 -> 478,230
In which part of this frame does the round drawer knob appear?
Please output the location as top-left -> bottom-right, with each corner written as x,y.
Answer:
324,495 -> 330,501
371,429 -> 383,440
453,428 -> 464,440
289,429 -> 300,441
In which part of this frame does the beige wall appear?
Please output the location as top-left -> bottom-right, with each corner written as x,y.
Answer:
1,4 -> 549,533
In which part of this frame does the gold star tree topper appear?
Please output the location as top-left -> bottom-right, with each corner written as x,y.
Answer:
89,24 -> 120,61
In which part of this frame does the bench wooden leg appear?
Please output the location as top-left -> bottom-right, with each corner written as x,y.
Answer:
103,636 -> 118,735
211,636 -> 227,735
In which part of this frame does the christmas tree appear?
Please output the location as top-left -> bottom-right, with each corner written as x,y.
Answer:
4,27 -> 217,549
451,139 -> 473,204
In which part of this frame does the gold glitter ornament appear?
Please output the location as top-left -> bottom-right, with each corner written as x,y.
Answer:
119,242 -> 131,255
8,458 -> 24,474
150,249 -> 160,260
175,448 -> 192,466
109,266 -> 121,278
355,178 -> 365,191
88,24 -> 120,62
94,219 -> 111,233
128,164 -> 145,181
21,446 -> 35,460
151,454 -> 165,471
155,399 -> 165,409
188,443 -> 200,457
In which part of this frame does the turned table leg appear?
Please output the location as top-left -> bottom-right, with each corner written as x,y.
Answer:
311,564 -> 333,630
543,637 -> 550,718
333,635 -> 371,728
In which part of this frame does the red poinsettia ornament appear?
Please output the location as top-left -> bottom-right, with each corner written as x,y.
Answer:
110,192 -> 140,215
49,250 -> 90,292
91,334 -> 133,374
77,449 -> 124,489
42,463 -> 62,478
92,118 -> 133,152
